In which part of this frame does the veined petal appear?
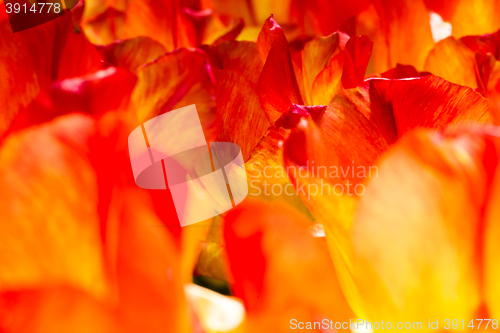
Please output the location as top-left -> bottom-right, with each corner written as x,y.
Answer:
97,37 -> 167,73
205,40 -> 263,84
130,48 -> 217,140
215,69 -> 270,160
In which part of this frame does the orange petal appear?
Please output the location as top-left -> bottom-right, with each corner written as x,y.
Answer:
349,129 -> 492,321
389,76 -> 493,132
109,188 -> 191,333
215,69 -> 270,160
97,37 -> 167,73
0,114 -> 108,299
424,36 -> 477,89
0,287 -> 120,333
484,132 -> 500,318
282,77 -> 495,233
130,48 -> 217,140
82,0 -> 195,50
224,199 -> 354,329
424,0 -> 500,38
362,0 -> 435,72
311,52 -> 345,105
300,32 -> 341,105
205,40 -> 263,84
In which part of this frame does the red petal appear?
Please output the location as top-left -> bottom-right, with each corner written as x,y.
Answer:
341,35 -> 373,89
257,17 -> 303,123
6,68 -> 137,136
0,14 -> 102,135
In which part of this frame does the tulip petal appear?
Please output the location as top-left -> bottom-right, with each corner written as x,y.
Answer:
0,114 -> 108,299
215,69 -> 270,160
424,37 -> 477,89
424,0 -> 500,38
364,0 -> 435,72
224,199 -> 354,329
109,188 -> 191,333
381,63 -> 429,79
82,0 -> 195,50
208,40 -> 263,84
184,283 -> 245,333
256,15 -> 288,63
341,35 -> 373,89
0,287 -> 119,333
350,129 -> 490,321
311,52 -> 345,105
97,37 -> 167,73
0,14 -> 102,135
6,67 -> 137,136
130,48 -> 217,140
484,134 -> 500,319
300,32 -> 341,105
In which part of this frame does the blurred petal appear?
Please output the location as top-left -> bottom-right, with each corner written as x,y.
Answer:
6,67 -> 137,136
0,287 -> 119,333
424,0 -> 500,38
364,0 -> 434,72
289,0 -> 369,36
381,63 -> 429,79
484,134 -> 500,318
461,30 -> 500,57
350,129 -> 491,321
224,199 -> 354,331
0,114 -> 108,299
194,219 -> 228,281
185,283 -> 245,333
424,37 -> 477,89
109,188 -> 191,333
